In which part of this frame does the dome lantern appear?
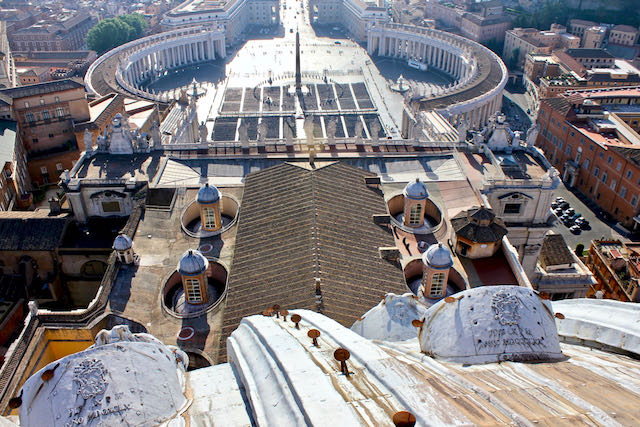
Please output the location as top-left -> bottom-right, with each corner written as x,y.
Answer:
197,183 -> 222,232
403,178 -> 428,228
177,249 -> 209,304
113,233 -> 134,264
420,243 -> 453,299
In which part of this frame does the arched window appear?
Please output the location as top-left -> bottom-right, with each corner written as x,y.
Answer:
203,207 -> 217,229
409,204 -> 422,226
430,273 -> 445,298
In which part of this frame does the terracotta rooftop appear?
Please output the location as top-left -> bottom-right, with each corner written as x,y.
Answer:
219,162 -> 406,361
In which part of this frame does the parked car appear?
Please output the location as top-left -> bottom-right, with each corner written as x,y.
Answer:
553,208 -> 564,216
563,217 -> 575,227
566,208 -> 575,216
569,225 -> 582,234
578,219 -> 590,229
558,201 -> 569,209
551,201 -> 559,209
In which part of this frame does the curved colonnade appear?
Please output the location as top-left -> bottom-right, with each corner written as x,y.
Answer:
85,26 -> 226,101
87,22 -> 507,129
368,23 -> 507,128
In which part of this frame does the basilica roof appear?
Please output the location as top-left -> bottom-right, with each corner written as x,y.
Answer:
219,162 -> 407,362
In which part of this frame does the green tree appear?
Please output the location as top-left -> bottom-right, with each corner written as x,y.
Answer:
86,14 -> 147,54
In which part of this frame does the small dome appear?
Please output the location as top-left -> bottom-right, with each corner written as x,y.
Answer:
178,249 -> 209,276
196,183 -> 220,204
113,233 -> 132,251
422,243 -> 453,269
403,178 -> 428,200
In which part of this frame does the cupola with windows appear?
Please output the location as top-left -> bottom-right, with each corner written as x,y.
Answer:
419,243 -> 454,299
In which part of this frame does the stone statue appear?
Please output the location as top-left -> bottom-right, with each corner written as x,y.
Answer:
150,121 -> 162,148
456,118 -> 469,143
239,120 -> 249,145
198,121 -> 208,143
354,120 -> 363,144
257,121 -> 267,143
284,123 -> 294,146
472,131 -> 484,146
97,131 -> 108,151
370,120 -> 380,145
83,129 -> 93,152
525,123 -> 539,147
136,132 -> 149,152
326,118 -> 337,145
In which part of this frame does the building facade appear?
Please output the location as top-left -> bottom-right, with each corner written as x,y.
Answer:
535,89 -> 640,231
0,79 -> 89,187
9,13 -> 94,52
608,24 -> 639,47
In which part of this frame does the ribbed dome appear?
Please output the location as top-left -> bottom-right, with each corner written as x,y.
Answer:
196,183 -> 220,204
113,233 -> 132,251
403,178 -> 428,200
178,249 -> 209,276
422,243 -> 453,270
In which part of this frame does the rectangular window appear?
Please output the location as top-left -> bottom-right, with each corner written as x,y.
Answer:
621,187 -> 627,198
24,101 -> 29,108
607,156 -> 613,164
54,96 -> 60,103
409,204 -> 423,226
56,107 -> 64,117
40,166 -> 47,174
503,203 -> 521,214
101,201 -> 121,213
566,146 -> 572,156
56,163 -> 63,171
185,278 -> 202,303
39,99 -> 44,105
25,112 -> 34,122
632,195 -> 638,207
610,179 -> 616,190
203,207 -> 217,229
430,273 -> 445,298
584,159 -> 590,169
42,110 -> 49,120
617,162 -> 622,171
627,170 -> 633,180
602,173 -> 607,184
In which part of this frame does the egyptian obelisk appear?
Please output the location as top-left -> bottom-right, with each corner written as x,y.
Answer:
295,30 -> 301,92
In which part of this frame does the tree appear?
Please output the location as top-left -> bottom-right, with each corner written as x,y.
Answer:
86,14 -> 147,54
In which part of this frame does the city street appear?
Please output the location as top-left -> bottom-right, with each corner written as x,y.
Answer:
549,183 -> 626,250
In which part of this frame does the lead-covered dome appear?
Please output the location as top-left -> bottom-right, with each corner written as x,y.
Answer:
403,178 -> 428,200
178,249 -> 209,276
196,183 -> 220,204
112,233 -> 132,251
422,243 -> 453,269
